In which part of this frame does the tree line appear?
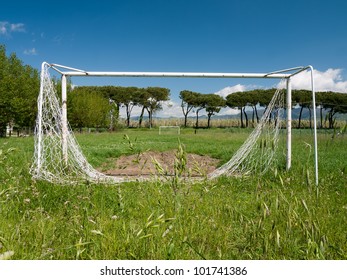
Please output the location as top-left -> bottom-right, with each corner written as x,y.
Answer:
0,45 -> 40,136
1,44 -> 347,136
67,86 -> 347,130
224,89 -> 347,129
68,86 -> 170,131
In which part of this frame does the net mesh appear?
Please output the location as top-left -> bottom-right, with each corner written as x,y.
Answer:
209,87 -> 285,179
30,64 -> 128,184
30,64 -> 285,185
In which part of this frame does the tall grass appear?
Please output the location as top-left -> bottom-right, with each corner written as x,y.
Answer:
0,128 -> 346,259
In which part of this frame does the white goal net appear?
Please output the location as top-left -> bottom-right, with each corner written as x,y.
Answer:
30,64 -> 128,185
209,87 -> 284,179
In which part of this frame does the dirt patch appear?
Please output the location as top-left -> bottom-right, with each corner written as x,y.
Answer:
100,150 -> 220,177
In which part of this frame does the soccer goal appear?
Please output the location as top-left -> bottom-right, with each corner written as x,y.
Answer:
30,62 -> 318,185
159,126 -> 180,135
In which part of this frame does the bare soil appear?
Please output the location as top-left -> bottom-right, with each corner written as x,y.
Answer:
100,150 -> 220,177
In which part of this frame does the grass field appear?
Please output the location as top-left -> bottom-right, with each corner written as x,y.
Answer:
0,128 -> 346,260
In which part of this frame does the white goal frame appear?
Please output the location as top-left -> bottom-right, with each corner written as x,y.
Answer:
159,126 -> 180,135
38,62 -> 319,185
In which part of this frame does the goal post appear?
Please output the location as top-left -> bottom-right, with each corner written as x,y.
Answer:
32,62 -> 318,185
286,77 -> 292,170
159,126 -> 180,135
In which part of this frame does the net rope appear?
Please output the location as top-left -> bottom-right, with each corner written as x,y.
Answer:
30,64 -> 285,185
209,87 -> 285,179
30,64 -> 128,184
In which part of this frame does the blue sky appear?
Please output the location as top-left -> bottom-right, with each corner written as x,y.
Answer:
1,0 -> 347,117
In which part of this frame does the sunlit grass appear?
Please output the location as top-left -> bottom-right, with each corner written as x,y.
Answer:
0,128 -> 346,259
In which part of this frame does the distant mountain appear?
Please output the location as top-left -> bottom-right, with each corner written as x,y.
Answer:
129,108 -> 346,121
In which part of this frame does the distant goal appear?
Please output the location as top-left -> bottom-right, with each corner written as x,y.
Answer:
159,126 -> 180,135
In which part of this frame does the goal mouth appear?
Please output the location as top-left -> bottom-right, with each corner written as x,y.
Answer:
30,62 -> 318,185
98,150 -> 220,178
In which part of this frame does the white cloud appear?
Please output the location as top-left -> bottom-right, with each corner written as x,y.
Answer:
213,85 -> 249,115
0,21 -> 25,36
118,104 -> 141,119
214,84 -> 247,98
278,68 -> 347,93
10,23 -> 25,32
24,48 -> 38,55
0,22 -> 7,34
155,100 -> 183,118
219,107 -> 240,115
52,35 -> 63,44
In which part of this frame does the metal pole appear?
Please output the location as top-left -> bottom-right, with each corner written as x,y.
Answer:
56,71 -> 291,79
49,62 -> 302,78
309,66 -> 319,185
286,78 -> 292,170
61,74 -> 68,164
36,62 -> 47,171
288,65 -> 319,185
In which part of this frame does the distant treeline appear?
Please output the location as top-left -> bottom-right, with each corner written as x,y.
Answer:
66,86 -> 347,130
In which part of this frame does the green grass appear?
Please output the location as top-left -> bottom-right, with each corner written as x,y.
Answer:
0,128 -> 346,259
78,128 -> 250,167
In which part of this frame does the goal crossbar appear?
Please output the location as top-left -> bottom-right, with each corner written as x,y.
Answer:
46,62 -> 307,79
38,62 -> 319,185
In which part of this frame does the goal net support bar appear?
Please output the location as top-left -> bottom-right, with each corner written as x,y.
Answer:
34,62 -> 319,185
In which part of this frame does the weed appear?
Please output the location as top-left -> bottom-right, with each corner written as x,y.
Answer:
0,129 -> 346,259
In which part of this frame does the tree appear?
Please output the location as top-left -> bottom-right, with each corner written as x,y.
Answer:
316,91 -> 325,129
0,45 -> 40,136
320,91 -> 347,129
247,89 -> 271,124
226,92 -> 247,127
191,93 -> 207,129
99,86 -> 120,131
136,88 -> 150,128
292,90 -> 312,128
239,92 -> 253,127
226,89 -> 282,128
68,87 -> 112,131
204,94 -> 226,128
0,45 -> 11,136
11,65 -> 39,134
112,86 -> 141,128
143,87 -> 170,128
100,86 -> 141,128
179,90 -> 200,127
